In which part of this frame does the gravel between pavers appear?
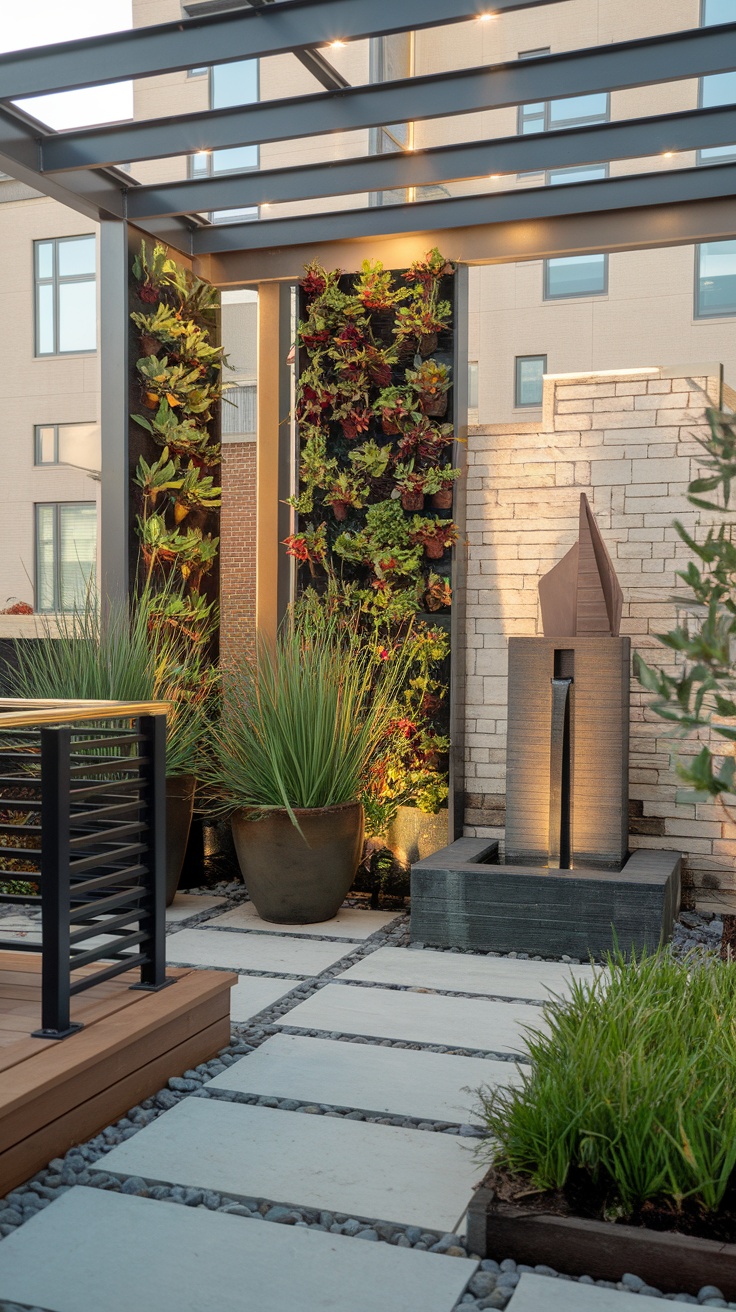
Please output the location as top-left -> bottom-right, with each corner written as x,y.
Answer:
0,896 -> 730,1311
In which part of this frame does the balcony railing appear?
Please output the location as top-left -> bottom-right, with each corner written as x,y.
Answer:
0,699 -> 171,1039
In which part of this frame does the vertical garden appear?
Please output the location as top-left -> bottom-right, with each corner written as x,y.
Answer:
288,249 -> 461,850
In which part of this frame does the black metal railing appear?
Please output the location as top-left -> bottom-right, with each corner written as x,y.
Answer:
0,700 -> 172,1039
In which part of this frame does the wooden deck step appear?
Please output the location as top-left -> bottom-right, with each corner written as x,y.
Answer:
0,949 -> 236,1193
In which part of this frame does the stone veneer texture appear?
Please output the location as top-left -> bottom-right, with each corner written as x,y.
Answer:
220,440 -> 257,669
462,363 -> 734,896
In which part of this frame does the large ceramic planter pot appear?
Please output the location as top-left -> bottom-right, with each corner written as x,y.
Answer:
166,774 -> 196,906
231,801 -> 365,924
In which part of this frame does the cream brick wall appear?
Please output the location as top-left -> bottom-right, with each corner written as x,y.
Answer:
463,364 -> 736,896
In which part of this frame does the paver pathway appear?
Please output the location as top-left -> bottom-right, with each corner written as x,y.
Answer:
0,892 -> 697,1311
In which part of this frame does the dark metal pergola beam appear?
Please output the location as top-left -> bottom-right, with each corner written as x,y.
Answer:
0,0 -> 562,102
200,193 -> 736,284
190,160 -> 736,254
127,103 -> 736,219
40,23 -> 736,175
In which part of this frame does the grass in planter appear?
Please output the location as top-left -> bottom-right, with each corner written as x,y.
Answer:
479,952 -> 736,1226
210,610 -> 414,829
5,586 -> 210,778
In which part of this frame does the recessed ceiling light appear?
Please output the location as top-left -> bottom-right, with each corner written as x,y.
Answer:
662,151 -> 674,158
329,39 -> 346,48
477,12 -> 496,20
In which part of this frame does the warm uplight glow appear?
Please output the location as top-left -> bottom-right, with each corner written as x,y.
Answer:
477,11 -> 496,20
663,151 -> 674,158
489,173 -> 501,180
329,39 -> 346,48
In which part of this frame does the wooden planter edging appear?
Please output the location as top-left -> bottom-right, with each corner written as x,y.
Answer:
466,1184 -> 736,1301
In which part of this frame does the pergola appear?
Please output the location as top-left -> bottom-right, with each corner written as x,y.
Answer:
0,0 -> 734,630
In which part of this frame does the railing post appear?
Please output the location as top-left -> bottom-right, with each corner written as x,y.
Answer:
133,713 -> 173,991
33,726 -> 82,1039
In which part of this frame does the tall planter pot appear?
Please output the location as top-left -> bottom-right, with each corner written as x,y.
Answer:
231,800 -> 365,924
166,774 -> 197,907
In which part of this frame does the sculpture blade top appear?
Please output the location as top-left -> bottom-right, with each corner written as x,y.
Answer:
538,493 -> 622,637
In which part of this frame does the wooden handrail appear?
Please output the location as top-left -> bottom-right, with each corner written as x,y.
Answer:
0,699 -> 169,728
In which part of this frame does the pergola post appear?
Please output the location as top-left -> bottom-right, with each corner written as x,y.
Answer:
99,219 -> 130,611
256,281 -> 293,639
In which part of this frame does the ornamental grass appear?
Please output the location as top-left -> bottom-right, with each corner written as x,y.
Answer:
479,952 -> 736,1220
210,609 -> 413,827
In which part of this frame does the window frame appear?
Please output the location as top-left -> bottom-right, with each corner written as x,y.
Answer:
515,355 -> 547,408
694,239 -> 736,319
34,235 -> 97,359
34,501 -> 97,614
698,0 -> 736,164
543,253 -> 609,300
34,421 -> 100,469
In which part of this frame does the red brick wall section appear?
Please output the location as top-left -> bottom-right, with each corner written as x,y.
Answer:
220,441 -> 257,668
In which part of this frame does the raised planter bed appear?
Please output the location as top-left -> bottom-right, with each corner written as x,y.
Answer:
466,1177 -> 736,1301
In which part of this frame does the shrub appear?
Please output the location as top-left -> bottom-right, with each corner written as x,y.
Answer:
479,952 -> 736,1218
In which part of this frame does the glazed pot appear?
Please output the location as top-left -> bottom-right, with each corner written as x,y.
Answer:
401,490 -> 425,512
424,539 -> 446,560
231,800 -> 365,924
165,774 -> 197,906
432,487 -> 454,510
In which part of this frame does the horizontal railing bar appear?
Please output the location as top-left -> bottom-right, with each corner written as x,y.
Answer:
68,799 -> 145,826
0,797 -> 41,809
69,887 -> 146,923
69,779 -> 144,801
68,820 -> 147,851
0,938 -> 40,951
68,931 -> 147,970
68,865 -> 148,898
0,700 -> 167,728
68,757 -> 147,779
41,23 -> 736,174
69,953 -> 148,993
69,906 -> 145,945
0,776 -> 42,788
69,842 -> 147,875
0,892 -> 40,904
66,736 -> 145,751
0,822 -> 42,834
0,847 -> 41,861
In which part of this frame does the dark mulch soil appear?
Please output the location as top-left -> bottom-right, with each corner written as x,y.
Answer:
485,1168 -> 736,1245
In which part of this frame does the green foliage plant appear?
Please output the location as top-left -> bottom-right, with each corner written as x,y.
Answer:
290,253 -> 458,823
131,241 -> 224,605
7,586 -> 216,778
479,951 -> 736,1221
208,608 -> 414,832
636,408 -> 736,798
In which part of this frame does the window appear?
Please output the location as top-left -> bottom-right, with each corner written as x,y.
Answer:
34,422 -> 100,470
34,236 -> 96,356
468,362 -> 479,410
517,51 -> 609,181
544,254 -> 608,299
699,0 -> 736,162
189,59 -> 259,223
696,240 -> 736,316
369,34 -> 414,205
515,355 -> 547,407
35,503 -> 96,613
548,164 -> 608,186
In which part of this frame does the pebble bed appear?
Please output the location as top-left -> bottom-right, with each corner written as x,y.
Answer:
0,892 -> 731,1312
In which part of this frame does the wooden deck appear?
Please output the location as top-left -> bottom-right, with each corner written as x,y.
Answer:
0,951 -> 236,1195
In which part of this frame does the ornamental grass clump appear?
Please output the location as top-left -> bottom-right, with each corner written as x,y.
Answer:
210,611 -> 412,830
479,952 -> 736,1226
